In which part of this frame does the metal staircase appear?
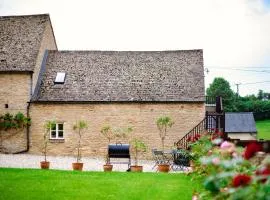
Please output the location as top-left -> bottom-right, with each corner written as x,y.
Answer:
174,96 -> 225,150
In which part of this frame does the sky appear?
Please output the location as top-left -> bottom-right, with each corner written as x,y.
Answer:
1,0 -> 270,96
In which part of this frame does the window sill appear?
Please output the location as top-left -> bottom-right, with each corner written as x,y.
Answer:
49,139 -> 65,143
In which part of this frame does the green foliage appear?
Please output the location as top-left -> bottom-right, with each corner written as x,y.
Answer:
42,120 -> 56,162
100,125 -> 115,144
156,116 -> 174,151
131,138 -> 147,166
73,120 -> 88,163
113,126 -> 133,141
73,120 -> 88,130
189,134 -> 270,199
190,136 -> 213,161
206,78 -> 270,118
206,77 -> 236,111
0,112 -> 31,131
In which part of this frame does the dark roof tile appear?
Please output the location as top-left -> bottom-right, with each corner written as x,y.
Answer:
34,50 -> 205,102
0,14 -> 50,71
225,112 -> 257,133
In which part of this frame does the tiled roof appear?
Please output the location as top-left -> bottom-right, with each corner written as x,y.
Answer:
225,112 -> 257,133
0,14 -> 50,71
33,50 -> 205,102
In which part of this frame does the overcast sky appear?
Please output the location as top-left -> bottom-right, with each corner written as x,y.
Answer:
1,0 -> 270,96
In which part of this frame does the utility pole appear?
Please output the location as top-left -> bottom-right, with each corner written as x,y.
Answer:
235,83 -> 241,97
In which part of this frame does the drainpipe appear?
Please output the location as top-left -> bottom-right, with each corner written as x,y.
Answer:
14,102 -> 31,154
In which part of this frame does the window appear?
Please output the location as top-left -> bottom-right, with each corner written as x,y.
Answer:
50,123 -> 64,139
54,72 -> 66,84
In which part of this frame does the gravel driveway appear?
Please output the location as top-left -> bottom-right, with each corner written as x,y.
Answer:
0,153 -> 158,172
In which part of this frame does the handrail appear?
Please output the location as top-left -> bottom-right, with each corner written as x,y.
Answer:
205,96 -> 216,105
174,115 -> 216,149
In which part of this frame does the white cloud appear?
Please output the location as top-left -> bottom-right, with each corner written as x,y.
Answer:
1,0 -> 270,96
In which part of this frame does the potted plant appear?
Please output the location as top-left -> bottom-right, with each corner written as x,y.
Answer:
41,120 -> 55,169
156,116 -> 174,172
100,125 -> 115,172
72,120 -> 88,171
130,138 -> 147,172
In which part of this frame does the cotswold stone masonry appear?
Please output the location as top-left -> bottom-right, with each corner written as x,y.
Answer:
1,14 -> 205,158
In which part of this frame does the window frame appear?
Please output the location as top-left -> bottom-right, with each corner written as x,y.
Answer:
50,123 -> 64,140
54,72 -> 66,84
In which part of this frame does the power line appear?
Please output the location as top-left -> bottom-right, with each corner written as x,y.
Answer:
206,66 -> 270,69
205,67 -> 270,73
241,81 -> 270,85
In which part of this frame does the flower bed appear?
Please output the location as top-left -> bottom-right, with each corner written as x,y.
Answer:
189,131 -> 270,199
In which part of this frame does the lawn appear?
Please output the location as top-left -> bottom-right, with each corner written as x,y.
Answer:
256,119 -> 270,140
0,168 -> 201,200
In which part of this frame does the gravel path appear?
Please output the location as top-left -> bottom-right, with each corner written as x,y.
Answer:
0,153 -> 164,172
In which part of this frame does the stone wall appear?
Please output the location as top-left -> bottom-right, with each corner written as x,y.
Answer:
32,20 -> 57,94
0,73 -> 30,153
29,103 -> 205,159
0,73 -> 30,114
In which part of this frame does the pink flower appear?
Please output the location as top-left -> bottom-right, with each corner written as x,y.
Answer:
220,141 -> 232,149
212,157 -> 220,165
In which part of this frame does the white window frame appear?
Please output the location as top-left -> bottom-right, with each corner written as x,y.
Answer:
50,123 -> 64,139
54,72 -> 66,84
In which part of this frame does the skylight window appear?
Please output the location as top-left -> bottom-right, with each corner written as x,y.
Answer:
54,72 -> 66,84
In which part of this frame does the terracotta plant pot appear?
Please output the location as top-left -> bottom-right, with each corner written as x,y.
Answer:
40,161 -> 50,169
103,164 -> 113,172
190,160 -> 195,169
130,165 -> 143,172
72,162 -> 84,171
158,164 -> 170,173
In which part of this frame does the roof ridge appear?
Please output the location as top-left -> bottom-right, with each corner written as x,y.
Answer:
47,49 -> 203,53
0,14 -> 50,19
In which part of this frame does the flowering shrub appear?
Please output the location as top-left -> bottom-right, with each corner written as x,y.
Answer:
232,174 -> 251,187
243,142 -> 262,160
188,133 -> 270,199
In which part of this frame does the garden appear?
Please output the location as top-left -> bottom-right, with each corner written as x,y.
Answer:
187,130 -> 270,199
1,113 -> 270,199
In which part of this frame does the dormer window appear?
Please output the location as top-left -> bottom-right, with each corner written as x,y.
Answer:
54,72 -> 66,84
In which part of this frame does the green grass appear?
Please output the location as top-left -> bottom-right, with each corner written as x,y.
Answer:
0,168 -> 201,200
256,119 -> 270,140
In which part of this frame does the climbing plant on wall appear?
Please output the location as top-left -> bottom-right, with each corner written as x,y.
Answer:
0,112 -> 31,152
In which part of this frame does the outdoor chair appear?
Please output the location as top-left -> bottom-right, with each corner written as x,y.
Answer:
152,149 -> 174,170
171,150 -> 190,171
152,149 -> 164,170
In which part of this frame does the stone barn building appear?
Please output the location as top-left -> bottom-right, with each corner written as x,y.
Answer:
0,14 -> 205,158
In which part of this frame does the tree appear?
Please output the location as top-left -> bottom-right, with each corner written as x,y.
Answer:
100,125 -> 115,164
73,120 -> 88,163
43,120 -> 56,162
156,116 -> 174,151
206,77 -> 236,111
258,89 -> 264,100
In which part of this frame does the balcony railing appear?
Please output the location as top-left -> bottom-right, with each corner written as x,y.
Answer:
205,96 -> 216,105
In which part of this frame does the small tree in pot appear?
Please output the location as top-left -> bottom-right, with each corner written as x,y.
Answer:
72,120 -> 88,171
156,116 -> 174,172
130,138 -> 147,172
100,125 -> 115,172
41,120 -> 56,169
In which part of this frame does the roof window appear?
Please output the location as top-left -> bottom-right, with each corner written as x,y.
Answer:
54,72 -> 66,84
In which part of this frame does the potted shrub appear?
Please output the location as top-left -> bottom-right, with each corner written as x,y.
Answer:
100,125 -> 115,172
130,138 -> 147,172
41,120 -> 55,169
72,120 -> 88,171
156,116 -> 174,172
